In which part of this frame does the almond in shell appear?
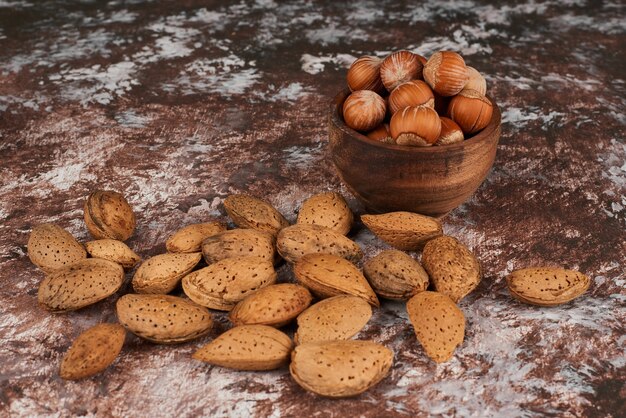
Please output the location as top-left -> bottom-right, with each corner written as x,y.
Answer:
229,283 -> 312,327
28,223 -> 86,272
421,236 -> 481,302
193,325 -> 293,371
223,194 -> 289,235
363,250 -> 429,300
182,256 -> 277,311
276,224 -> 362,264
38,258 -> 124,312
132,253 -> 202,294
297,192 -> 353,235
361,211 -> 442,250
85,239 -> 141,269
59,323 -> 126,380
116,294 -> 213,344
406,291 -> 465,363
290,340 -> 393,398
293,254 -> 379,307
202,229 -> 276,265
506,267 -> 590,306
84,190 -> 136,241
294,295 -> 372,345
166,222 -> 226,253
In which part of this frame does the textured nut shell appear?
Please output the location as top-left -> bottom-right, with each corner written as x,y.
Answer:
223,194 -> 289,235
465,66 -> 487,95
346,55 -> 384,94
277,224 -> 362,264
435,117 -> 464,146
342,90 -> 386,132
422,236 -> 481,303
361,212 -> 442,251
84,190 -> 136,241
423,51 -> 469,97
506,267 -> 590,306
202,229 -> 276,265
290,340 -> 393,398
59,323 -> 125,380
448,89 -> 494,134
363,250 -> 429,300
380,50 -> 423,91
407,291 -> 465,363
366,124 -> 393,143
229,283 -> 312,327
85,239 -> 141,269
132,253 -> 201,294
294,295 -> 372,345
390,106 -> 442,146
166,222 -> 226,253
297,192 -> 354,235
38,258 -> 124,312
388,80 -> 435,114
182,256 -> 277,311
293,254 -> 379,307
116,294 -> 213,344
193,325 -> 293,371
28,223 -> 86,272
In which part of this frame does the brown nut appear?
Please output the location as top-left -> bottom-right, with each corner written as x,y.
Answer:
390,106 -> 441,146
84,190 -> 136,241
465,66 -> 487,95
435,117 -> 464,146
346,55 -> 384,94
366,123 -> 393,143
342,90 -> 386,132
447,89 -> 493,134
380,50 -> 424,91
388,80 -> 435,114
423,51 -> 469,97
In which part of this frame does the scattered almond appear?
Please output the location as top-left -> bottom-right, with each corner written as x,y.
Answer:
193,325 -> 293,370
182,256 -> 277,311
290,340 -> 393,398
361,211 -> 442,250
165,222 -> 226,253
38,258 -> 124,312
506,267 -> 591,306
421,236 -> 481,302
116,294 -> 213,343
84,190 -> 136,241
293,254 -> 379,307
59,323 -> 125,380
27,223 -> 86,272
363,250 -> 429,300
202,229 -> 276,265
406,291 -> 465,363
132,253 -> 202,294
229,283 -> 312,327
294,295 -> 372,345
85,239 -> 141,269
223,194 -> 289,235
276,224 -> 363,264
297,192 -> 353,235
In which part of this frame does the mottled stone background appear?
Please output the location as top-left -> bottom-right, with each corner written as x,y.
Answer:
0,0 -> 624,417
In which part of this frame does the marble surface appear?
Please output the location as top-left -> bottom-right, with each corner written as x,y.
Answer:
1,1 -> 625,417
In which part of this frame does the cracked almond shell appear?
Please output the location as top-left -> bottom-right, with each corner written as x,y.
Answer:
361,212 -> 442,251
59,323 -> 125,380
223,194 -> 289,235
193,324 -> 293,371
276,224 -> 362,264
84,190 -> 136,241
28,223 -> 86,272
363,250 -> 429,300
116,294 -> 213,344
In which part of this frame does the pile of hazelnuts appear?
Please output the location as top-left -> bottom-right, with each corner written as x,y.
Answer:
342,50 -> 493,146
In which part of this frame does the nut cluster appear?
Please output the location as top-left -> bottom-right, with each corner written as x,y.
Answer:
343,49 -> 493,146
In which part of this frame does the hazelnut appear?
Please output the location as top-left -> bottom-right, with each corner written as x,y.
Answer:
380,50 -> 423,92
436,117 -> 464,145
347,56 -> 385,94
423,51 -> 469,97
465,66 -> 486,95
390,106 -> 441,146
447,89 -> 493,134
388,80 -> 434,114
343,90 -> 386,132
366,123 -> 394,144
84,190 -> 136,241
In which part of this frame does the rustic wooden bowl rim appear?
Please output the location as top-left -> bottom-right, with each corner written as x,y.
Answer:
330,88 -> 502,153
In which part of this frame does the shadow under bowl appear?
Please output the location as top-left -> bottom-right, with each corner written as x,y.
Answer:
328,89 -> 502,217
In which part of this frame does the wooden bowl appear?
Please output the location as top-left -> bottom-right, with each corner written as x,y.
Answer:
328,89 -> 501,217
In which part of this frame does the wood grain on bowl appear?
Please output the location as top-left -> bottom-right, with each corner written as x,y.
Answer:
328,89 -> 501,216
